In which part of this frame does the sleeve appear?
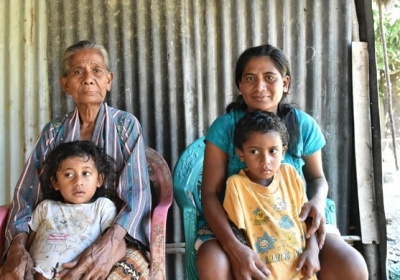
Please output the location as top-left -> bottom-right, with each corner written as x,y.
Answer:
28,200 -> 48,232
4,122 -> 57,258
204,114 -> 234,155
114,113 -> 152,248
98,198 -> 117,233
297,110 -> 326,157
223,176 -> 245,230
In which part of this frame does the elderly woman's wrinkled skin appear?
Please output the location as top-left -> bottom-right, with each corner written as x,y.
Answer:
0,48 -> 127,280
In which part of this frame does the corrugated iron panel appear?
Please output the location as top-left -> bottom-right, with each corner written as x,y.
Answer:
45,1 -> 355,278
1,0 -> 373,279
0,0 -> 50,205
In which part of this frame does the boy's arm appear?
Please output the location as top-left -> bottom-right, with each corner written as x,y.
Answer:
296,218 -> 320,279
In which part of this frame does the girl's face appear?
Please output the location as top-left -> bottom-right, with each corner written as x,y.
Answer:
238,56 -> 290,114
236,131 -> 286,186
51,156 -> 104,204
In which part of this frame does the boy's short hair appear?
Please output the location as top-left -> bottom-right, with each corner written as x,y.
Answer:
234,111 -> 289,149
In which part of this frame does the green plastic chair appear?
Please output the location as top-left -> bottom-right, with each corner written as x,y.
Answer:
173,137 -> 205,280
173,136 -> 337,280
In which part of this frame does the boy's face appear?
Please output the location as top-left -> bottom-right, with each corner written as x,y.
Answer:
236,131 -> 286,186
51,156 -> 104,204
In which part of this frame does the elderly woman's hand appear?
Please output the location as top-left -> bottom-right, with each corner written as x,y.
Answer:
0,233 -> 34,280
57,224 -> 126,280
299,197 -> 326,249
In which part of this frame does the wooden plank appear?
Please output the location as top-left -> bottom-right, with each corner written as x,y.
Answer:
352,42 -> 380,244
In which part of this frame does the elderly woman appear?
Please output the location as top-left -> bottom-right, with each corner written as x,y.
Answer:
0,41 -> 151,280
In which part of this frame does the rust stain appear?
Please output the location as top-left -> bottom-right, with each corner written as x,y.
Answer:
30,5 -> 36,44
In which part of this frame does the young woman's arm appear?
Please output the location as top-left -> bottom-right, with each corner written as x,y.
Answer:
300,150 -> 329,248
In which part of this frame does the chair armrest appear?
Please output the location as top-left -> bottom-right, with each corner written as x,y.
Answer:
146,147 -> 173,280
0,204 -> 10,259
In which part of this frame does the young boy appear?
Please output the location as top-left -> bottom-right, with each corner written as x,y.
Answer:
223,111 -> 320,279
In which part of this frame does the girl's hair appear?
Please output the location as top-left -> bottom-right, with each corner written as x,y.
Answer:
234,111 -> 289,150
61,40 -> 111,77
227,44 -> 299,158
40,140 -> 116,202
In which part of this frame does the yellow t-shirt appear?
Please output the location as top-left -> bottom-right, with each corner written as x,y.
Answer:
223,163 -> 318,280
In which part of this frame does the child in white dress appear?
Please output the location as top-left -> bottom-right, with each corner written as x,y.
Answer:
26,140 -> 126,280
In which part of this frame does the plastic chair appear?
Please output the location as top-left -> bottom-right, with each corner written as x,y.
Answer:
0,146 -> 173,280
172,137 -> 338,280
173,137 -> 205,280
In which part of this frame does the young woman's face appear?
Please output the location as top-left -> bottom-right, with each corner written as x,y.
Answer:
238,56 -> 290,114
236,131 -> 286,186
51,156 -> 103,204
60,49 -> 113,107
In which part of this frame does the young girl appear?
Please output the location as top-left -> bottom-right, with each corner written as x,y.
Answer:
26,141 -> 126,280
224,111 -> 319,279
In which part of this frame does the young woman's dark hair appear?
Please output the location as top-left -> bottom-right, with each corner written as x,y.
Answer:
226,44 -> 299,158
40,140 -> 116,201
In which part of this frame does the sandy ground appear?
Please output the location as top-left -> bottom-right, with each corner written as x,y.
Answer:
383,153 -> 400,278
385,174 -> 400,264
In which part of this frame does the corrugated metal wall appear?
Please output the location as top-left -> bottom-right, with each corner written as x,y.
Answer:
1,0 -> 374,279
0,0 -> 50,204
50,0 -> 354,228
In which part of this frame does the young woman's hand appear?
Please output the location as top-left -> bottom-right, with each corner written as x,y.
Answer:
227,243 -> 270,280
299,197 -> 326,248
0,233 -> 34,280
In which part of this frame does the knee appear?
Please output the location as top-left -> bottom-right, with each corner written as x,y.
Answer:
319,235 -> 368,280
197,240 -> 231,280
345,249 -> 369,280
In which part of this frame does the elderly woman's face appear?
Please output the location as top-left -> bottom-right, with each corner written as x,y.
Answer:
60,49 -> 113,106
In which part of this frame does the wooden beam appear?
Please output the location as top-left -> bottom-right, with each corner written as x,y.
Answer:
352,42 -> 380,244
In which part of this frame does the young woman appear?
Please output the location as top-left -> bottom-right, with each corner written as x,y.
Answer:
197,44 -> 368,280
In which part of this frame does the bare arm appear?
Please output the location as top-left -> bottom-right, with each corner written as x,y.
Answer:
112,234 -> 126,264
0,232 -> 34,280
296,219 -> 321,280
201,143 -> 236,250
201,142 -> 269,279
300,150 -> 329,247
25,229 -> 37,251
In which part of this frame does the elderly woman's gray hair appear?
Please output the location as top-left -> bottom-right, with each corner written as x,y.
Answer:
61,40 -> 111,77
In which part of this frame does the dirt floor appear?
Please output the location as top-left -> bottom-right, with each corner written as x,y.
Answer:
383,152 -> 400,278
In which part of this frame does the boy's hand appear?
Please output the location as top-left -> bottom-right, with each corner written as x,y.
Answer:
296,247 -> 320,280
